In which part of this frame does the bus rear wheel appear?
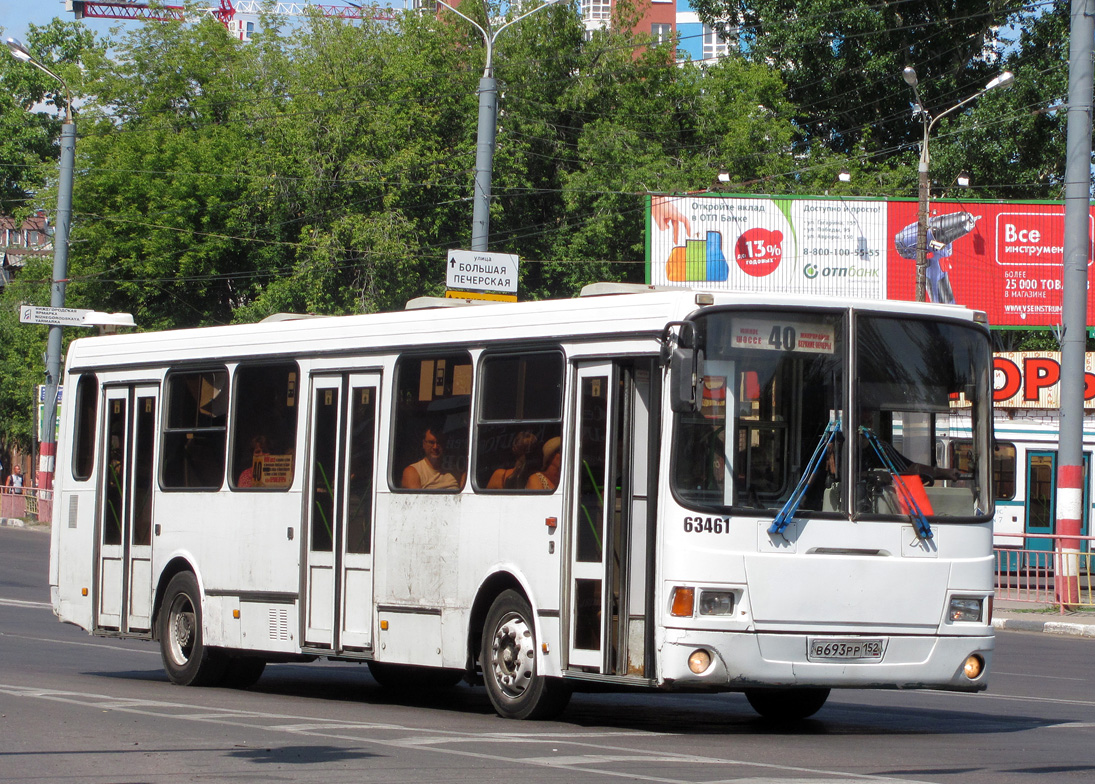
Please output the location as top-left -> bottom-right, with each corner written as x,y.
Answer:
744,687 -> 830,721
480,590 -> 571,720
158,572 -> 227,686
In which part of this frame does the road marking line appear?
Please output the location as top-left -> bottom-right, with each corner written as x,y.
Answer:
0,681 -> 942,784
0,598 -> 51,609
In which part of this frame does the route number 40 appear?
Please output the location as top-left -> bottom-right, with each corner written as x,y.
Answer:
769,325 -> 797,351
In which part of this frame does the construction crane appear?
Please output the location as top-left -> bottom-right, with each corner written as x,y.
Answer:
65,1 -> 232,24
65,2 -> 401,29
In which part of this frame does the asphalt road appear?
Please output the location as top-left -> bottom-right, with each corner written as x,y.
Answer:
2,525 -> 1094,784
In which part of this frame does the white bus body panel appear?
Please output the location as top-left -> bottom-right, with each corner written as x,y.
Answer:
48,289 -> 992,697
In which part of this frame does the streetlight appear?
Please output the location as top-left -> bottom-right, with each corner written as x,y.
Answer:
6,36 -> 76,493
437,0 -> 562,252
902,66 -> 1014,301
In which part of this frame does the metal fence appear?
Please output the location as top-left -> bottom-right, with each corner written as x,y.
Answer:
0,486 -> 50,524
994,533 -> 1094,612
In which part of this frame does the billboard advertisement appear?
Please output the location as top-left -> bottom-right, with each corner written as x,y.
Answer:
993,352 -> 1095,409
646,194 -> 1095,328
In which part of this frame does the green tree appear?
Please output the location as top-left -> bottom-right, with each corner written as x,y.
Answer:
0,20 -> 102,456
689,0 -> 1015,158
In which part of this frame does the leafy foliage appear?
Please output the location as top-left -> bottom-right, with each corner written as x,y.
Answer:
0,4 -> 1083,450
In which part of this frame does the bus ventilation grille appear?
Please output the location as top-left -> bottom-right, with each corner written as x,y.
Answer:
268,608 -> 291,641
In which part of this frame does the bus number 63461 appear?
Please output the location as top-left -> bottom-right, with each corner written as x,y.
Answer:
683,516 -> 730,534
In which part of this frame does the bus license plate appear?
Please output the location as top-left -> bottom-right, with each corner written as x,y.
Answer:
808,637 -> 885,661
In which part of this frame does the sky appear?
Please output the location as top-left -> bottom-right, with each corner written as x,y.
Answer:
1,0 -> 116,43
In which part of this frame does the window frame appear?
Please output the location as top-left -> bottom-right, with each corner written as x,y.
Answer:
71,373 -> 99,482
473,348 -> 566,494
228,360 -> 301,492
389,350 -> 474,493
160,366 -> 229,491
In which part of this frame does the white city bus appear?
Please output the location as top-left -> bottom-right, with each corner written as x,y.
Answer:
49,284 -> 996,720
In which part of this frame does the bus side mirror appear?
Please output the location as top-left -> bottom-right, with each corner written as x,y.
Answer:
669,347 -> 702,413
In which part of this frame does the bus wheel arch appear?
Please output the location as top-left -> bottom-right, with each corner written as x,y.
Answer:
156,569 -> 228,686
468,571 -> 526,672
479,588 -> 571,720
151,557 -> 198,643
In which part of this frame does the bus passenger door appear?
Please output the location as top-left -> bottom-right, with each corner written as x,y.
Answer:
1025,451 -> 1091,567
303,373 -> 380,651
1025,452 -> 1055,560
339,375 -> 379,650
96,384 -> 158,634
568,361 -> 655,677
304,378 -> 342,648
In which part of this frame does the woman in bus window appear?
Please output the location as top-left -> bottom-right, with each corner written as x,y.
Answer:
527,437 -> 562,491
488,431 -> 540,490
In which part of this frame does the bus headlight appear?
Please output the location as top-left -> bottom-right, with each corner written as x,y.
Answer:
947,597 -> 983,623
699,590 -> 735,616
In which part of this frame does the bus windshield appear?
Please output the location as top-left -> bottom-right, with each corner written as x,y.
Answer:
853,314 -> 991,519
672,309 -> 992,521
673,309 -> 844,512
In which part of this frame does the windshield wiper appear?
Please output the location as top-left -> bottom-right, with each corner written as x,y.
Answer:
859,426 -> 933,540
770,419 -> 841,537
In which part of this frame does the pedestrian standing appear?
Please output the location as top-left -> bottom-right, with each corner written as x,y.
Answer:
5,465 -> 24,495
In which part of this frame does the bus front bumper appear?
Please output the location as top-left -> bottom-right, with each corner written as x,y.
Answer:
658,629 -> 994,692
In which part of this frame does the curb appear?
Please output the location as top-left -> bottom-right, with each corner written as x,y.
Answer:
993,617 -> 1095,638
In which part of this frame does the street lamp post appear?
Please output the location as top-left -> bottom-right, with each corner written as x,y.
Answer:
6,37 -> 75,492
902,67 -> 1014,302
437,0 -> 561,252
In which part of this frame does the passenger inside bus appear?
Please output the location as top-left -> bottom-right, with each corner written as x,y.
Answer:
402,427 -> 460,490
527,436 -> 562,491
487,431 -> 541,489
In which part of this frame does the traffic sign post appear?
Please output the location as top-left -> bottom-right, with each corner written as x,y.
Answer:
20,305 -> 92,326
446,249 -> 519,295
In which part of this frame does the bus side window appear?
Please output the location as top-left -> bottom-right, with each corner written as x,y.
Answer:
474,351 -> 564,493
161,369 -> 228,490
993,442 -> 1017,500
72,374 -> 99,481
229,362 -> 299,491
953,439 -> 1015,500
391,352 -> 472,492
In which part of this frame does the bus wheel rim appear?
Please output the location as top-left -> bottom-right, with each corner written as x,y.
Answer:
169,595 -> 196,665
490,613 -> 534,699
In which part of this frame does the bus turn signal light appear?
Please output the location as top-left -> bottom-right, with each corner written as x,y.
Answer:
671,587 -> 695,617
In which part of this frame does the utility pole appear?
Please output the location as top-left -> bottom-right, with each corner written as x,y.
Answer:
1055,0 -> 1094,607
902,67 -> 1013,302
438,0 -> 561,252
6,37 -> 75,493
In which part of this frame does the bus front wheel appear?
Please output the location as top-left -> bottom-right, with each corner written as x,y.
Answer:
744,687 -> 830,721
158,572 -> 227,686
480,590 -> 571,720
